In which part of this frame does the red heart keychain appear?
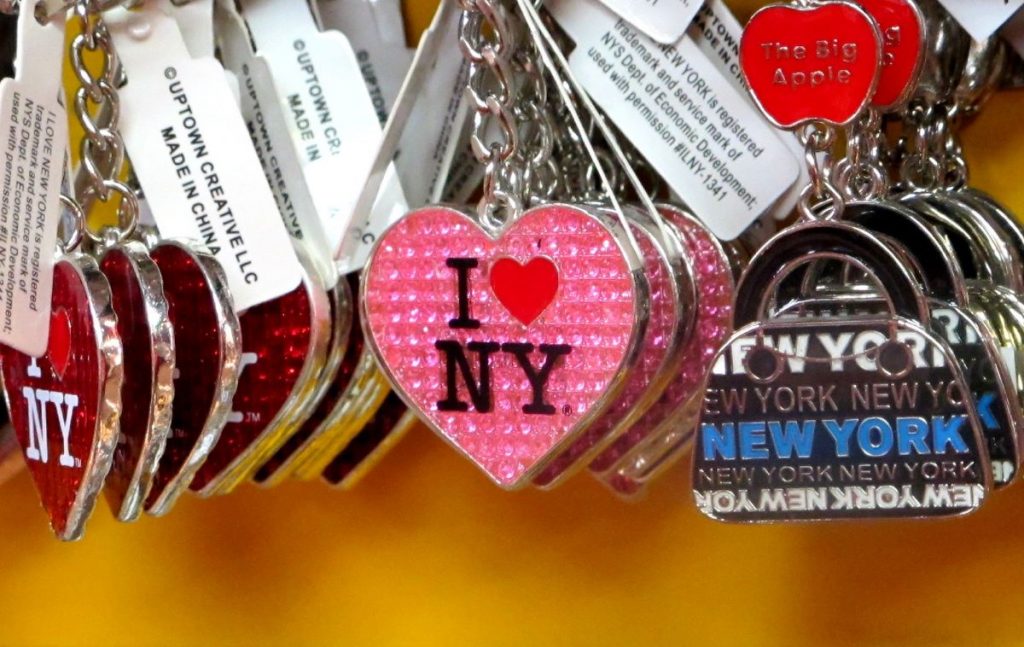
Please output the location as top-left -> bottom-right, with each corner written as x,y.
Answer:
740,1 -> 883,127
143,239 -> 241,516
187,242 -> 331,496
1,256 -> 123,540
98,239 -> 175,521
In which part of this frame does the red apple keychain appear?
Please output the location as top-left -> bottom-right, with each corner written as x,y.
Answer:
741,0 -> 883,127
856,0 -> 925,109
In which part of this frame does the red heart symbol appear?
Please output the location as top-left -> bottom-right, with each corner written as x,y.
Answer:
740,2 -> 882,127
489,257 -> 559,325
48,307 -> 72,381
857,0 -> 925,109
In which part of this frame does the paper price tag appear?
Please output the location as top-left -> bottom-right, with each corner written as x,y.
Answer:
238,0 -> 408,265
314,0 -> 413,125
336,2 -> 473,272
594,0 -> 702,45
549,0 -> 800,240
937,0 -> 1024,42
213,0 -> 335,285
109,7 -> 301,311
689,0 -> 807,221
0,9 -> 68,356
391,4 -> 472,207
156,0 -> 215,59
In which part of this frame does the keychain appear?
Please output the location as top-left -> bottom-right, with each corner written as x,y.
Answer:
104,4 -> 332,497
0,0 -> 125,541
363,0 -> 647,488
62,10 -> 178,521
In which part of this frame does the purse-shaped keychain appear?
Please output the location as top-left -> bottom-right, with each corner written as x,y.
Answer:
363,0 -> 647,488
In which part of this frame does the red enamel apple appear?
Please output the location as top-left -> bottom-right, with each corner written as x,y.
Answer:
740,1 -> 883,127
856,0 -> 925,109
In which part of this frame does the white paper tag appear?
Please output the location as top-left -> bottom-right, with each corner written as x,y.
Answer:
549,0 -> 800,240
688,0 -> 807,221
937,0 -> 1024,42
334,2 -> 471,272
392,4 -> 473,207
0,9 -> 68,356
157,0 -> 215,59
593,0 -> 702,45
238,0 -> 408,267
109,7 -> 301,311
314,0 -> 413,125
214,0 -> 335,285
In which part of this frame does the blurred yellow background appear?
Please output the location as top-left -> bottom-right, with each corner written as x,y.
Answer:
5,1 -> 1024,645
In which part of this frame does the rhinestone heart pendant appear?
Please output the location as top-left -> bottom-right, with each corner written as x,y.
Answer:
98,240 -> 175,522
363,203 -> 645,488
0,255 -> 123,540
187,242 -> 331,497
144,240 -> 241,516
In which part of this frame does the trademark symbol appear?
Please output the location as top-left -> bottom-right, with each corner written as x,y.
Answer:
74,458 -> 82,468
562,404 -> 572,416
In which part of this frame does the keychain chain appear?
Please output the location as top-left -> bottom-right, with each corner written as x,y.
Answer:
69,0 -> 137,243
797,121 -> 844,220
835,109 -> 889,202
458,0 -> 551,227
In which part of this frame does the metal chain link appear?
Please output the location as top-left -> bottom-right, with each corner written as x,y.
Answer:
69,0 -> 137,244
834,108 -> 889,202
797,121 -> 844,220
459,0 -> 551,228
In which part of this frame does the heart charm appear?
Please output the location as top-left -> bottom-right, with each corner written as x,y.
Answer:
0,256 -> 123,540
490,257 -> 559,325
144,241 -> 241,516
857,0 -> 925,109
363,204 -> 643,488
99,242 -> 176,522
740,2 -> 882,127
188,243 -> 331,496
48,308 -> 73,381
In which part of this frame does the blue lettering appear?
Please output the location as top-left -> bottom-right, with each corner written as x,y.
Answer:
858,417 -> 893,457
823,418 -> 857,457
767,420 -> 815,458
739,421 -> 769,459
702,422 -> 736,460
896,417 -> 930,455
977,392 -> 998,430
932,415 -> 969,454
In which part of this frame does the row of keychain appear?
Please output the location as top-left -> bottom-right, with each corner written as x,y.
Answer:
694,0 -> 1024,521
0,0 -> 420,540
3,0 -> 1024,540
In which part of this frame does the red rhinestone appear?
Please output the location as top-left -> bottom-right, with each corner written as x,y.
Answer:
189,280 -> 314,492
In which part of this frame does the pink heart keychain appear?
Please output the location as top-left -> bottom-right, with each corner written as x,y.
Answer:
530,206 -> 694,488
363,203 -> 644,487
590,205 -> 736,496
1,255 -> 123,540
